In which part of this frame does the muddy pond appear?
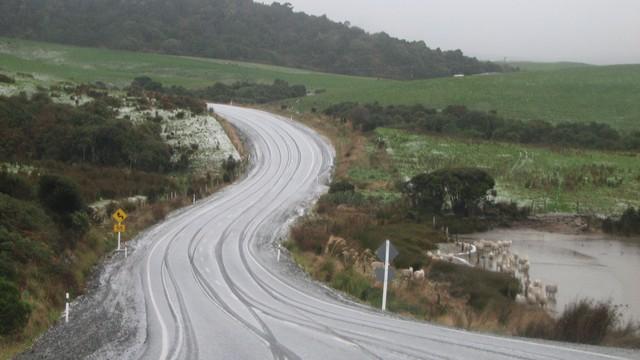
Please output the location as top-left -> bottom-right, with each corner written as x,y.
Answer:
465,228 -> 640,322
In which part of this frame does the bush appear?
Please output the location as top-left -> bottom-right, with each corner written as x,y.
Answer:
555,300 -> 619,345
325,102 -> 640,151
0,277 -> 31,335
320,191 -> 366,207
429,261 -> 520,311
330,268 -> 371,300
405,167 -> 495,216
67,211 -> 90,246
290,219 -> 330,254
151,203 -> 168,222
0,193 -> 53,233
0,252 -> 17,281
518,315 -> 556,339
0,74 -> 15,84
318,258 -> 337,282
603,207 -> 640,235
38,175 -> 85,214
0,172 -> 33,200
329,180 -> 355,194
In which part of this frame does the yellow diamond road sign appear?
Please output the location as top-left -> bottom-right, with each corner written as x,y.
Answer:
113,223 -> 126,233
112,208 -> 128,223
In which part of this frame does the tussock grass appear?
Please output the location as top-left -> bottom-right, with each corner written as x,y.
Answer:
377,128 -> 640,214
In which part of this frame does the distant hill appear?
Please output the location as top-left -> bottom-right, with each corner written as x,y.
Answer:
3,38 -> 637,130
0,0 -> 509,80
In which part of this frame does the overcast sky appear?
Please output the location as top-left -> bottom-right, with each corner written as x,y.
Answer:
256,0 -> 640,65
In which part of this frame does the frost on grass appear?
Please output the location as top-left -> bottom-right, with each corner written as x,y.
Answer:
116,105 -> 240,174
375,127 -> 640,214
160,110 -> 241,172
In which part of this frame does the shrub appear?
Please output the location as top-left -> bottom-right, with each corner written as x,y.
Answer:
321,191 -> 366,207
555,299 -> 619,345
290,219 -> 330,254
0,193 -> 53,233
38,175 -> 85,214
0,277 -> 31,335
329,180 -> 355,194
0,74 -> 15,84
318,258 -> 337,282
330,268 -> 371,300
0,252 -> 17,281
0,172 -> 33,200
518,315 -> 555,339
603,207 -> 640,235
429,261 -> 520,311
151,203 -> 168,222
405,167 -> 495,216
67,211 -> 90,245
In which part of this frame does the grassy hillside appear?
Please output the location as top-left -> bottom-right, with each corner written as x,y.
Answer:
373,128 -> 640,214
0,0 -> 504,80
1,37 -> 639,130
509,61 -> 592,72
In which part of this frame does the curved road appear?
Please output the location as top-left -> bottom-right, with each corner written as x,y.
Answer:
21,105 -> 637,359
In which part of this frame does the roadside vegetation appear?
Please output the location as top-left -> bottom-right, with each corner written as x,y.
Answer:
325,102 -> 640,151
377,128 -> 640,214
0,81 -> 245,358
603,207 -> 640,236
130,76 -> 307,104
284,108 -> 640,348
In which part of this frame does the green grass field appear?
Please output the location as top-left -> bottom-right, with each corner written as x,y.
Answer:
509,61 -> 593,72
375,128 -> 640,214
1,37 -> 639,130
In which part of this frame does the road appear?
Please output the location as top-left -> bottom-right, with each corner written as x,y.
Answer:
19,105 -> 638,360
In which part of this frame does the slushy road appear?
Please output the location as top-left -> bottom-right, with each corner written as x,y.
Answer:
19,105 -> 638,360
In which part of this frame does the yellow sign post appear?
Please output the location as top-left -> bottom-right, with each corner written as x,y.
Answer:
113,223 -> 126,233
112,208 -> 128,223
111,209 -> 128,250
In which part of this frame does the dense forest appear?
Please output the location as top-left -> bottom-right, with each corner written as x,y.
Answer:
324,102 -> 640,151
0,0 -> 509,80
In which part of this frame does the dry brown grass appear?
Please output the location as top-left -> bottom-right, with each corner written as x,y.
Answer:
264,105 -> 368,179
0,171 -> 235,360
217,116 -> 248,159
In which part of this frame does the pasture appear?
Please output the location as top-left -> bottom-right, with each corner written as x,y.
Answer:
1,37 -> 639,130
375,128 -> 640,214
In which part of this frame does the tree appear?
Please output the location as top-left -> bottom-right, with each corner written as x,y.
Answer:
222,155 -> 239,182
0,0 -> 510,80
37,175 -> 85,215
405,168 -> 495,216
131,76 -> 163,92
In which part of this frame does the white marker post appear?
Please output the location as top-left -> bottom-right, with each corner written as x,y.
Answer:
117,231 -> 121,251
65,292 -> 70,323
382,240 -> 390,311
193,194 -> 196,204
277,245 -> 281,262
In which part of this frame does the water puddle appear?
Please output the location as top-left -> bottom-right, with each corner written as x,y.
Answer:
465,228 -> 640,322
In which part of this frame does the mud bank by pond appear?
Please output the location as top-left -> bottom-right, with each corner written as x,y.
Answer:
465,228 -> 640,322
